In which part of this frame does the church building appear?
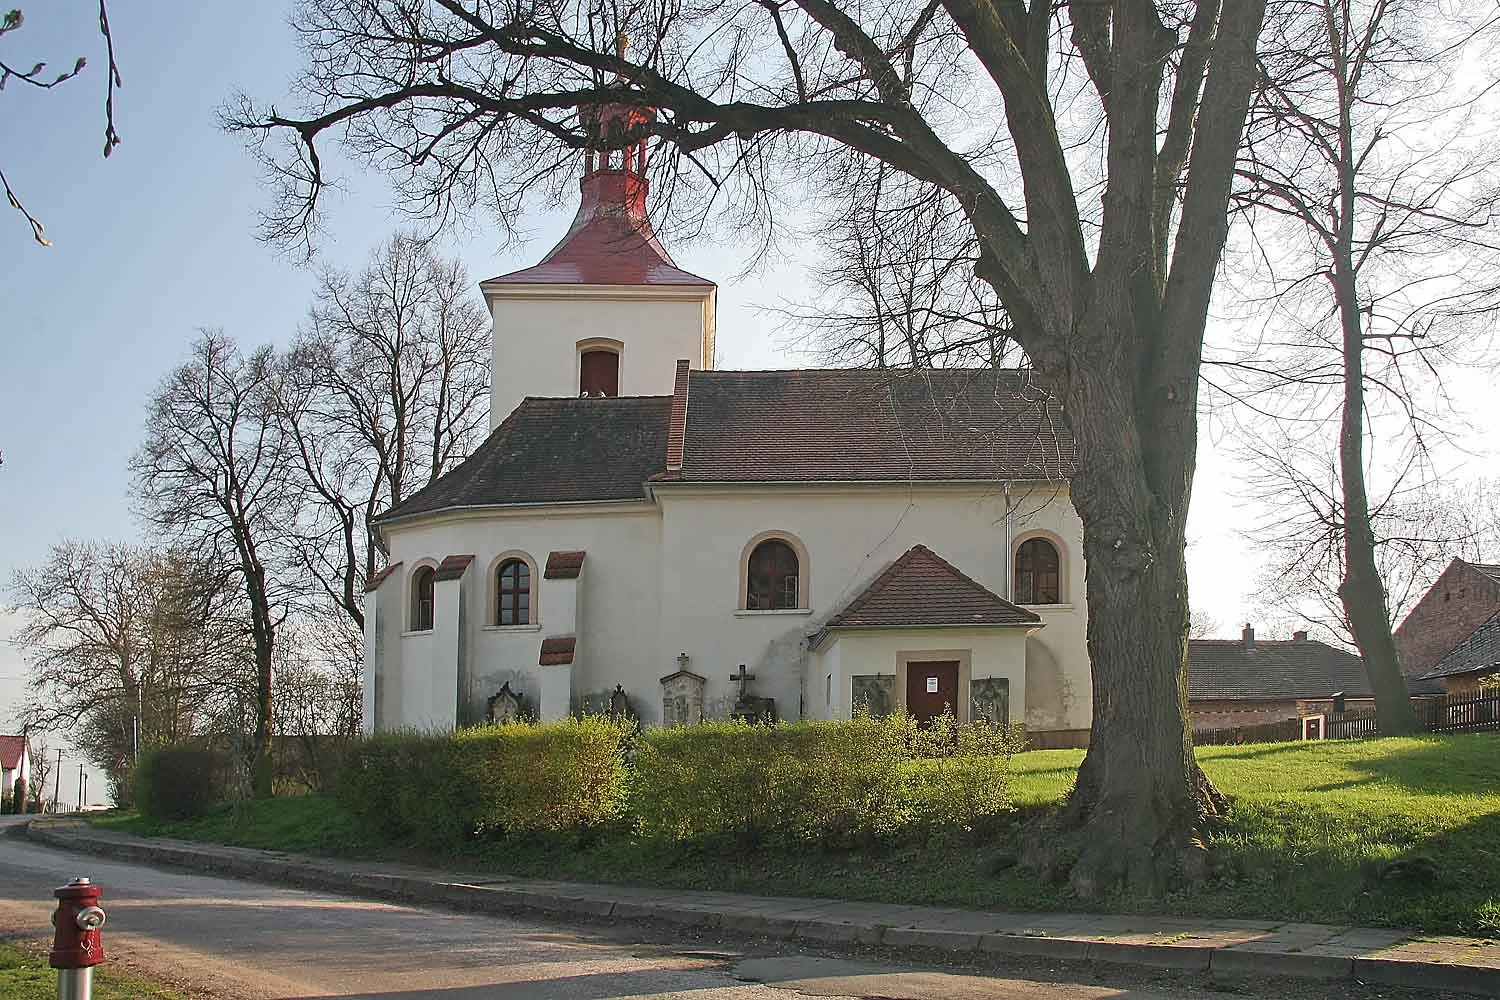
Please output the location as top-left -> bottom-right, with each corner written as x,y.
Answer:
360,101 -> 1093,747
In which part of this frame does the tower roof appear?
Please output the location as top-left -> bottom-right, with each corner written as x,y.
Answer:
485,171 -> 713,287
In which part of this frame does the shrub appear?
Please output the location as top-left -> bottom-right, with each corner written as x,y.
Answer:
630,716 -> 917,847
338,717 -> 630,850
136,747 -> 229,821
904,755 -> 1016,834
10,778 -> 26,816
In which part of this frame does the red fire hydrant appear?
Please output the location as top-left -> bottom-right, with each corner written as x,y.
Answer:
50,877 -> 106,1000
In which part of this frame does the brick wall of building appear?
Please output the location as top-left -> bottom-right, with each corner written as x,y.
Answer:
1393,560 -> 1500,678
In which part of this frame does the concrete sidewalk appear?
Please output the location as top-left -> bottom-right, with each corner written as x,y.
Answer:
25,818 -> 1500,996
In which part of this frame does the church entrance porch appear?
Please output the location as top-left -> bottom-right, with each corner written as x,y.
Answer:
905,660 -> 959,723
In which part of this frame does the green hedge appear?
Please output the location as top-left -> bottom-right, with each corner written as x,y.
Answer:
136,747 -> 229,821
628,716 -> 1024,847
338,717 -> 631,850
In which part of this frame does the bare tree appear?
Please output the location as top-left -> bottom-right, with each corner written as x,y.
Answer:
28,736 -> 50,812
8,541 -> 247,803
780,163 -> 1020,369
277,234 -> 490,634
0,3 -> 121,245
1246,431 -> 1500,648
134,333 -> 293,798
228,0 -> 1267,892
1221,0 -> 1500,732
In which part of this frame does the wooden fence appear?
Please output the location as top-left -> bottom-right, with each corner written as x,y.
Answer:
1198,690 -> 1500,744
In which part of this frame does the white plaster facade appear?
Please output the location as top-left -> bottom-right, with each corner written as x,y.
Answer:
367,481 -> 1093,739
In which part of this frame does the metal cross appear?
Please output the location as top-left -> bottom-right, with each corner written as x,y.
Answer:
729,663 -> 755,699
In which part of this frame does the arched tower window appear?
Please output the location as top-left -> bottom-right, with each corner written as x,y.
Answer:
410,566 -> 436,631
495,558 -> 532,626
580,349 -> 620,397
747,539 -> 801,610
1014,537 -> 1061,605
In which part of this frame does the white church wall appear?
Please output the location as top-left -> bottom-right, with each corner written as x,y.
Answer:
487,289 -> 713,425
654,485 -> 1091,732
382,503 -> 665,726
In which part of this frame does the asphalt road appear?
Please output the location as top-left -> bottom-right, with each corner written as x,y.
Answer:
0,828 -> 1466,1000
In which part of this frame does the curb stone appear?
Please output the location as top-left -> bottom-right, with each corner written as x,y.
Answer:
24,820 -> 1500,997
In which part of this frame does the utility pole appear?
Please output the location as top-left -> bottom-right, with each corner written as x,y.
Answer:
52,749 -> 61,813
77,762 -> 84,812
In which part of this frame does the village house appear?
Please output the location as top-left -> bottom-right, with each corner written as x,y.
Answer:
0,735 -> 30,805
360,112 -> 1093,746
1187,625 -> 1442,737
1395,559 -> 1500,693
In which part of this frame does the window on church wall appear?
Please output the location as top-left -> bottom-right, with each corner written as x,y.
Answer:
411,567 -> 436,631
495,558 -> 531,626
580,349 -> 619,397
1014,538 -> 1061,605
747,540 -> 800,610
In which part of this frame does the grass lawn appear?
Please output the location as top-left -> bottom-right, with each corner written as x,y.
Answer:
0,942 -> 184,1000
101,733 -> 1500,937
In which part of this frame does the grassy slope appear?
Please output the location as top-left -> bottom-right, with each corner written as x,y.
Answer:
0,943 -> 184,1000
103,734 -> 1500,937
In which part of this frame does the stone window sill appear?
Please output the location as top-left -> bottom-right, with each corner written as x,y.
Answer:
482,624 -> 543,633
734,608 -> 814,617
400,629 -> 435,638
1020,603 -> 1075,612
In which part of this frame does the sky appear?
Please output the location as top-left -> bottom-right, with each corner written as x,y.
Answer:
1,3 -> 1493,805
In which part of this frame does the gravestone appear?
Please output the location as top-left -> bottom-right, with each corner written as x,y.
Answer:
659,670 -> 705,727
609,684 -> 637,722
851,675 -> 896,717
728,663 -> 776,724
969,677 -> 1010,726
486,681 -> 524,724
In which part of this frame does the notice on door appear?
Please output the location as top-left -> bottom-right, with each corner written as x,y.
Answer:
926,676 -> 939,693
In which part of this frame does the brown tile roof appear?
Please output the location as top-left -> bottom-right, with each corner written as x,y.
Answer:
1420,611 -> 1500,680
376,396 -> 671,523
815,545 -> 1040,644
435,554 -> 474,581
539,635 -> 577,666
377,368 -> 1072,525
0,735 -> 25,771
660,369 -> 1073,484
364,561 -> 403,593
1189,638 -> 1444,700
544,551 -> 587,580
484,173 -> 713,288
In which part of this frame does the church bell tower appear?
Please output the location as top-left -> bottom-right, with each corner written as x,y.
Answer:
480,60 -> 717,428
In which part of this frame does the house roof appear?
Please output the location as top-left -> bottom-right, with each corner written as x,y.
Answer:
484,172 -> 713,288
1188,638 -> 1443,701
661,368 -> 1074,484
816,545 -> 1040,642
0,736 -> 26,771
377,396 -> 672,523
1420,611 -> 1500,680
378,368 -> 1074,527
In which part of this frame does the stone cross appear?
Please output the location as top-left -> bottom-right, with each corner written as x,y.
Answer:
730,663 -> 756,699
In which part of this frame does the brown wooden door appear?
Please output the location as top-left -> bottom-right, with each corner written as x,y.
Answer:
905,661 -> 959,723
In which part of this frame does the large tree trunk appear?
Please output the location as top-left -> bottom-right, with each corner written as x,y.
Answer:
1026,324 -> 1224,896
